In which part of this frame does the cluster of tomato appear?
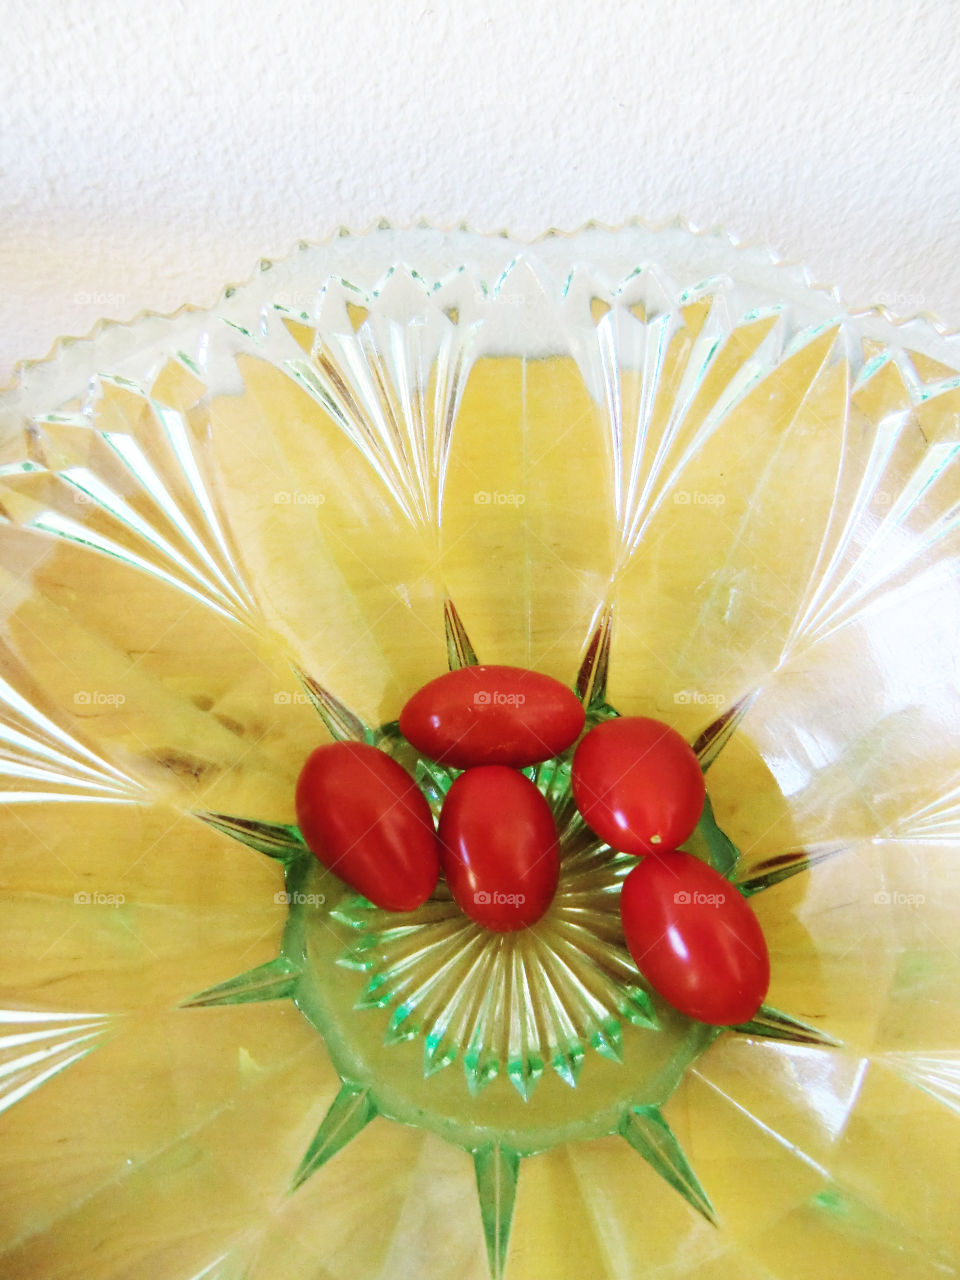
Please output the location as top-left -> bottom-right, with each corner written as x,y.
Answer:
295,665 -> 769,1026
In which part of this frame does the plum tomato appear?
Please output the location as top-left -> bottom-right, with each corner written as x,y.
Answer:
438,765 -> 560,931
295,742 -> 440,911
572,716 -> 705,854
619,851 -> 770,1024
399,664 -> 585,769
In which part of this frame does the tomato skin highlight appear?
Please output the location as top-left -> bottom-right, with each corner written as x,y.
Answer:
619,852 -> 769,1025
295,742 -> 440,911
438,766 -> 560,931
572,716 -> 705,855
399,665 -> 585,769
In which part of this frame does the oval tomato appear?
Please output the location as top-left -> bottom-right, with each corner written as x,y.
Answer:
295,742 -> 440,911
438,766 -> 560,931
399,664 -> 585,769
620,851 -> 769,1024
572,716 -> 705,854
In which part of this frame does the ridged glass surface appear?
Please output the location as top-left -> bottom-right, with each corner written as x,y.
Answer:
1,225 -> 959,1280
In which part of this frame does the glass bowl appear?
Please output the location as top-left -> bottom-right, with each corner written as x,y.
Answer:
1,223 -> 959,1280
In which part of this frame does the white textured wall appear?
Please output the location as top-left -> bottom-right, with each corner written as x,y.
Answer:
1,0 -> 958,383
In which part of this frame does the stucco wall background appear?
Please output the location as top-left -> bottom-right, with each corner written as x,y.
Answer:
1,0 -> 957,383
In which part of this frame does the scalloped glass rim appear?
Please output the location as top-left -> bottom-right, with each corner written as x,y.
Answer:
5,219 -> 960,415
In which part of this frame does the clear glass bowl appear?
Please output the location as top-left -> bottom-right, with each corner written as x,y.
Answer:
1,224 -> 959,1280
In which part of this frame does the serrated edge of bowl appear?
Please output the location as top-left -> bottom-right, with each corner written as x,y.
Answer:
3,214 -> 958,402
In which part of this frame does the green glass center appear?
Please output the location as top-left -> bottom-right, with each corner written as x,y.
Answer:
278,716 -> 739,1156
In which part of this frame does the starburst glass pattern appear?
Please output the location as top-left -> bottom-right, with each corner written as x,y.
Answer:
280,269 -> 483,537
780,359 -> 960,661
562,268 -> 773,578
1,225 -> 960,1280
0,376 -> 262,629
0,653 -> 149,805
324,761 -> 748,1101
333,844 -> 650,1096
0,1008 -> 117,1114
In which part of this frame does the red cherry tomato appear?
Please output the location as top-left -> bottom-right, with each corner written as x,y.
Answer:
296,742 -> 440,911
572,716 -> 705,854
399,664 -> 585,769
438,766 -> 560,931
620,851 -> 769,1024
